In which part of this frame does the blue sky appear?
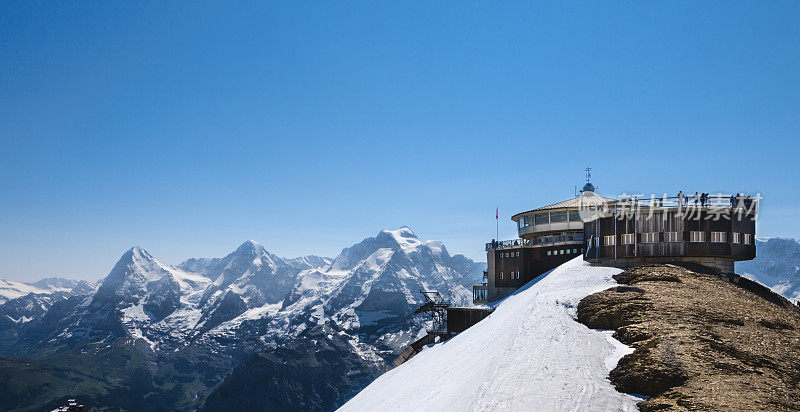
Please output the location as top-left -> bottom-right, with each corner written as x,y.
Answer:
1,2 -> 799,281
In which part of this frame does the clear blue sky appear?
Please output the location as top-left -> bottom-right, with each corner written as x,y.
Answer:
1,2 -> 799,281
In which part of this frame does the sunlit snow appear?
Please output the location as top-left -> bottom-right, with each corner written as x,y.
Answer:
339,257 -> 639,412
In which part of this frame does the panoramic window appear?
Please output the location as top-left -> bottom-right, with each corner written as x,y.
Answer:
665,232 -> 679,242
642,232 -> 657,243
534,213 -> 549,225
569,210 -> 582,222
622,234 -> 635,244
604,235 -> 616,246
711,232 -> 727,243
550,210 -> 567,223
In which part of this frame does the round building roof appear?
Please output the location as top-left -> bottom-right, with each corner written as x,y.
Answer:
511,191 -> 614,221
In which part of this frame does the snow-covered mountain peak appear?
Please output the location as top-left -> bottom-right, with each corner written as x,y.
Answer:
94,246 -> 173,304
424,240 -> 449,257
377,227 -> 423,254
234,239 -> 267,256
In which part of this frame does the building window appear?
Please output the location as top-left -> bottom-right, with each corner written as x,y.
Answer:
516,251 -> 520,257
547,251 -> 551,256
604,235 -> 616,246
732,232 -> 741,244
711,232 -> 727,243
505,252 -> 509,257
665,232 -> 679,242
622,234 -> 635,244
744,234 -> 752,245
534,213 -> 549,225
569,210 -> 582,222
573,249 -> 577,253
642,232 -> 657,243
500,272 -> 503,279
690,231 -> 705,242
550,210 -> 567,223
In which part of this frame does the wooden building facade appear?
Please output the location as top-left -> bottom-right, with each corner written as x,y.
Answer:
583,205 -> 756,273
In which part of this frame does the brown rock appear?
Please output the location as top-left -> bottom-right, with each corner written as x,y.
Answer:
577,264 -> 800,411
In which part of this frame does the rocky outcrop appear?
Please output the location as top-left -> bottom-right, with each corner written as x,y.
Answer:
578,264 -> 800,411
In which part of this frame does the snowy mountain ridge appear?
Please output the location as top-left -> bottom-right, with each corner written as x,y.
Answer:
0,277 -> 96,304
0,228 -> 484,410
738,237 -> 800,303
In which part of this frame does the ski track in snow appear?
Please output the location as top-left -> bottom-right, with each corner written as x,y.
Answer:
339,257 -> 639,412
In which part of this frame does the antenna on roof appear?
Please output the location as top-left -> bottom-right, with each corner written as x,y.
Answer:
581,166 -> 596,193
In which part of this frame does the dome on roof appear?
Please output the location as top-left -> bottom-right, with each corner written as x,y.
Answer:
582,182 -> 595,193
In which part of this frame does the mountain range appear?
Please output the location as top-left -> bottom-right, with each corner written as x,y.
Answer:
0,277 -> 96,304
5,235 -> 795,410
737,238 -> 800,303
0,227 -> 484,411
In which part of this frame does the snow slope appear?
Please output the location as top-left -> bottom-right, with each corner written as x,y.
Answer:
339,257 -> 639,412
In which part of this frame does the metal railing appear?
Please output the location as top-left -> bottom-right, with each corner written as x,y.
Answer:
486,233 -> 584,251
606,194 -> 758,209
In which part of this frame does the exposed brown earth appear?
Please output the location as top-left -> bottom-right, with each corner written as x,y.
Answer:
577,263 -> 800,411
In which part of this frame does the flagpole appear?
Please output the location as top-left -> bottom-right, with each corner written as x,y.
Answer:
496,206 -> 499,241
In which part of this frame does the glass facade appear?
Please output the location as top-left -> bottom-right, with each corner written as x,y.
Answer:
550,210 -> 567,223
519,210 -> 583,227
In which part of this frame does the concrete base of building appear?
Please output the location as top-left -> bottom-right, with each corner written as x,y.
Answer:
593,256 -> 735,274
487,286 -> 518,303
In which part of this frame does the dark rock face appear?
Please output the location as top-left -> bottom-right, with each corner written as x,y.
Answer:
201,322 -> 381,412
198,291 -> 248,333
578,264 -> 800,411
144,275 -> 181,321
